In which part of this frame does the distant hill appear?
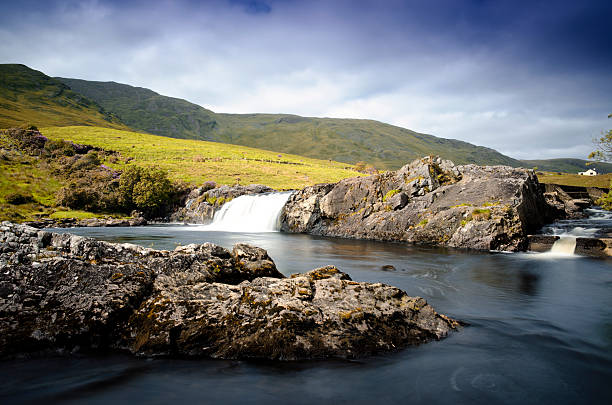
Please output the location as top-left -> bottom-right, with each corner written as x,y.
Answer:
1,64 -> 598,173
0,64 -> 127,129
520,158 -> 612,174
58,77 -> 523,170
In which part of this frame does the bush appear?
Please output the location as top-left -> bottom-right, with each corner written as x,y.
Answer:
44,139 -> 75,157
6,192 -> 35,205
119,165 -> 176,217
71,151 -> 100,171
596,180 -> 612,210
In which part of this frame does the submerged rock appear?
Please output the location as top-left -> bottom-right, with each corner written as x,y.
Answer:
281,156 -> 560,251
0,222 -> 459,360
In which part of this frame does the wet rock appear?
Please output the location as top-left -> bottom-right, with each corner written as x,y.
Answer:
0,223 -> 459,360
281,156 -> 560,252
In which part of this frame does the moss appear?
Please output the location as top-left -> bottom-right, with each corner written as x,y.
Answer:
452,203 -> 473,208
417,219 -> 428,227
382,189 -> 400,202
472,208 -> 491,221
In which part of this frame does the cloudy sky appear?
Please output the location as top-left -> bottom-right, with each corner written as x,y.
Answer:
1,0 -> 610,160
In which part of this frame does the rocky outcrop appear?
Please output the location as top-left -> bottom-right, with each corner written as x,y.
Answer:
0,222 -> 459,360
170,184 -> 275,224
281,156 -> 560,251
24,216 -> 147,229
543,184 -> 606,219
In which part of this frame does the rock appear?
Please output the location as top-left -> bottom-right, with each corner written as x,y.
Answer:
527,235 -> 560,252
170,184 -> 276,224
281,156 -> 560,251
575,237 -> 612,257
23,216 -> 147,229
0,223 -> 459,360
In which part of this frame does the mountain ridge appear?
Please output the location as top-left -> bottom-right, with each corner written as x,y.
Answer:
57,75 -> 523,169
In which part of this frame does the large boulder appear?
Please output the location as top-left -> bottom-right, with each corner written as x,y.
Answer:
281,156 -> 560,251
0,223 -> 459,359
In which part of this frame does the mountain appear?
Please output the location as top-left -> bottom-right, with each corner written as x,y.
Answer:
519,158 -> 612,174
0,64 -> 127,129
58,77 -> 523,170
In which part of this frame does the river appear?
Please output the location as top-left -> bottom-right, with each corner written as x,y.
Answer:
1,197 -> 611,404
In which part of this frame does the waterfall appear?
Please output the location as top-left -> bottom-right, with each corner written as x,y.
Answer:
550,236 -> 577,255
199,192 -> 292,232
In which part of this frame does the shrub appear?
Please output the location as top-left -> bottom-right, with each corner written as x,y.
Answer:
44,139 -> 75,157
354,161 -> 367,172
6,192 -> 35,205
596,180 -> 612,210
202,180 -> 217,191
119,165 -> 176,217
71,151 -> 100,171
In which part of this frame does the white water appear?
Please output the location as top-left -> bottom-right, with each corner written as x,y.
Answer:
538,207 -> 612,257
550,235 -> 577,255
197,192 -> 292,233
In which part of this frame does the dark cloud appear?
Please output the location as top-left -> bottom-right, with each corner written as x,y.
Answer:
0,0 -> 609,160
229,0 -> 272,14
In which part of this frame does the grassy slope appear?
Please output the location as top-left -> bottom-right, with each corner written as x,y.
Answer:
520,158 -> 612,174
0,64 -> 128,130
42,126 -> 364,190
58,77 -> 523,170
537,172 -> 611,189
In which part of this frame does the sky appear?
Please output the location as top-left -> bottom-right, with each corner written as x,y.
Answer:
1,0 -> 611,160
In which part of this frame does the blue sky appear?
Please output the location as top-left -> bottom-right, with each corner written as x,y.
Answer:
1,0 -> 610,160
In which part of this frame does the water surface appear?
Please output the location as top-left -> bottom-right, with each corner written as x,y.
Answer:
2,223 -> 611,404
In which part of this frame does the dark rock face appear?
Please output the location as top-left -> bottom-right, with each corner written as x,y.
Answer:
543,184 -> 604,219
170,184 -> 275,224
0,222 -> 458,360
281,156 -> 560,251
24,216 -> 147,229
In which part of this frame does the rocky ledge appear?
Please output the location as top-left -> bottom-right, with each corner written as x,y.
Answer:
0,222 -> 459,360
281,156 -> 561,251
23,216 -> 147,229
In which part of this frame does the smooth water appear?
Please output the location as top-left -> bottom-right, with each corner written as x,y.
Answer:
2,222 -> 612,403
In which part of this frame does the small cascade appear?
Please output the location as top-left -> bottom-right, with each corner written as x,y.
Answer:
199,192 -> 292,232
550,236 -> 577,255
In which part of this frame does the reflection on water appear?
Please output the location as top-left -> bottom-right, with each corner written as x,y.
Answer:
1,225 -> 611,404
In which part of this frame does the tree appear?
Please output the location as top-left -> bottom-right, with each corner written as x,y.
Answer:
119,165 -> 175,217
589,114 -> 612,210
588,113 -> 612,163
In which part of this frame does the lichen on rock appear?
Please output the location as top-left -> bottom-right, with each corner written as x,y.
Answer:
0,222 -> 459,360
281,156 -> 560,251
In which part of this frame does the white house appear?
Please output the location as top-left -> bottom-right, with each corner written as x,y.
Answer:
578,168 -> 597,176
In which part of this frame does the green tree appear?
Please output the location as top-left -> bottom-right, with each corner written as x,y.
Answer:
119,165 -> 175,217
589,114 -> 612,210
588,114 -> 612,163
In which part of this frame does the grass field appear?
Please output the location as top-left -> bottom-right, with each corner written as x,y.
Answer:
537,172 -> 611,189
0,155 -> 57,221
42,126 -> 365,190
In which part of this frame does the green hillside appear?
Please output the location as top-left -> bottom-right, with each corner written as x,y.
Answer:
519,158 -> 612,174
42,126 -> 363,190
58,77 -> 523,170
1,125 -> 365,222
0,64 -> 127,129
